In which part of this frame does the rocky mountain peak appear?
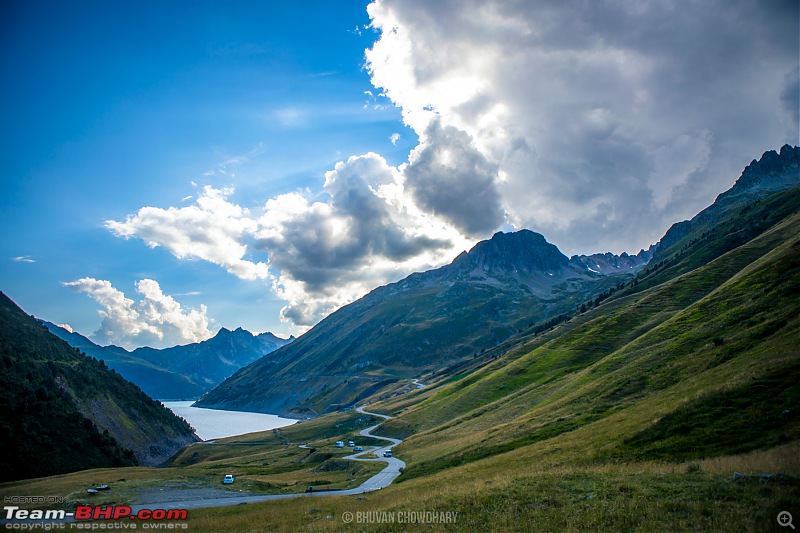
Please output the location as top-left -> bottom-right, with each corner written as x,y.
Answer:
212,326 -> 255,343
452,229 -> 569,275
715,144 -> 799,206
656,145 -> 799,254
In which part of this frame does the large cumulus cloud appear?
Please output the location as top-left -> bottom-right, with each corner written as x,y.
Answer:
366,0 -> 799,254
255,152 -> 461,324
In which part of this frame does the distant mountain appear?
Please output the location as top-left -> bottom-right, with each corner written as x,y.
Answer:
197,230 -> 634,417
43,322 -> 207,400
0,292 -> 199,481
134,327 -> 293,387
44,323 -> 293,400
571,248 -> 654,276
715,144 -> 800,206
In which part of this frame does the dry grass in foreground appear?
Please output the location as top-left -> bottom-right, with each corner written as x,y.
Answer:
176,441 -> 799,532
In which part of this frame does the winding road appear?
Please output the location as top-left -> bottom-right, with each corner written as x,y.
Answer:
341,406 -> 405,491
129,406 -> 404,513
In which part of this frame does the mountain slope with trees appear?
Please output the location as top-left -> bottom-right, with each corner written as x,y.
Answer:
0,293 -> 199,481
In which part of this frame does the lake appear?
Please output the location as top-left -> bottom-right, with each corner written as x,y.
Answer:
162,401 -> 298,440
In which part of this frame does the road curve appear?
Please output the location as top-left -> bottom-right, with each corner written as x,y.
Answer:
342,406 -> 405,491
129,405 -> 404,513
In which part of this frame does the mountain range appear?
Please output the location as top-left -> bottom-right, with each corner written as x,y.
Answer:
43,323 -> 293,400
197,144 -> 800,419
196,230 -> 642,417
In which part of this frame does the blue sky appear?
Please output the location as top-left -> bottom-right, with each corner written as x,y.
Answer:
1,1 -> 796,348
1,1 -> 412,342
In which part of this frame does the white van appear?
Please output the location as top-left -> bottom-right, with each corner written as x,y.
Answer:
335,441 -> 344,448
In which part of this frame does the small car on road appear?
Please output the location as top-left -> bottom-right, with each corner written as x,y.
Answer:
223,474 -> 235,484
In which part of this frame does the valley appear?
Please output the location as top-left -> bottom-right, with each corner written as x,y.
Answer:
1,145 -> 798,531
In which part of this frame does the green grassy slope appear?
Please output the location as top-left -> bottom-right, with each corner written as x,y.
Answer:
374,187 -> 799,483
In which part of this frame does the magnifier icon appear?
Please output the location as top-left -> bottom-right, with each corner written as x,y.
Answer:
779,511 -> 795,529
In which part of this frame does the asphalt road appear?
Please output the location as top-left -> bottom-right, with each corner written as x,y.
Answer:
129,405 -> 405,513
342,406 -> 405,491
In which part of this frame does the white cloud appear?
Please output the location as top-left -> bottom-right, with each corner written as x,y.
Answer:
390,132 -> 400,145
63,277 -> 213,349
12,256 -> 36,263
106,186 -> 269,281
57,323 -> 73,333
365,0 -> 799,254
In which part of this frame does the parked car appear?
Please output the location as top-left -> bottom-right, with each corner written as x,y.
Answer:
335,441 -> 344,448
383,450 -> 392,458
354,446 -> 363,452
348,441 -> 355,447
223,474 -> 235,484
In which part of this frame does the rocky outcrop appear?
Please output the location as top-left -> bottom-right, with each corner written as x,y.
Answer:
656,145 -> 799,255
571,246 -> 655,275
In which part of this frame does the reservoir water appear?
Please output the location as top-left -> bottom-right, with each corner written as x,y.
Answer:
162,401 -> 297,440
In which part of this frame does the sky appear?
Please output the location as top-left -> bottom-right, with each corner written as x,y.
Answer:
1,0 -> 797,349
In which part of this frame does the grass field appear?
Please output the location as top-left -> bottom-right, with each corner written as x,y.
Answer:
0,410 -> 386,509
157,442 -> 800,532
